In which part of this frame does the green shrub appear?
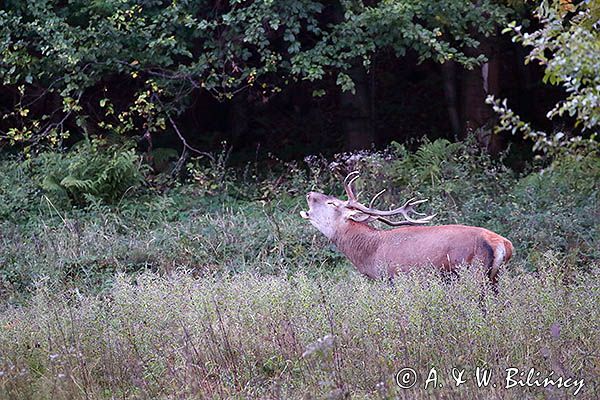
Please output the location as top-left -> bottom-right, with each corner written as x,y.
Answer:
507,153 -> 600,265
27,138 -> 147,207
0,156 -> 40,222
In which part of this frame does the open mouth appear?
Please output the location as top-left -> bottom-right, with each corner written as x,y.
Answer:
300,211 -> 310,219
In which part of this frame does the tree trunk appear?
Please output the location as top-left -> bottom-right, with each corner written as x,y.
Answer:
229,93 -> 249,148
332,2 -> 374,151
441,61 -> 461,137
461,34 -> 504,154
340,64 -> 374,150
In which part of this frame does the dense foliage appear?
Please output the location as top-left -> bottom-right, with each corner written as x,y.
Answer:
0,0 -> 509,151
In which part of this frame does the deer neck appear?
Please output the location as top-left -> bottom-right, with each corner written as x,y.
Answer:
332,222 -> 382,275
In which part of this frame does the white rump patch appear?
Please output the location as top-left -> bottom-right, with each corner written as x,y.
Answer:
491,242 -> 506,277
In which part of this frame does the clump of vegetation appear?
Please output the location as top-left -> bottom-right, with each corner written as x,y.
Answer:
27,138 -> 147,207
488,0 -> 599,158
0,155 -> 40,222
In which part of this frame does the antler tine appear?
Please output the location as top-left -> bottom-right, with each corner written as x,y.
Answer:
369,189 -> 386,208
343,171 -> 360,201
343,170 -> 359,185
405,198 -> 429,216
399,198 -> 428,215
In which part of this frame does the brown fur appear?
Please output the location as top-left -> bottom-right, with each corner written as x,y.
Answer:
302,190 -> 513,282
332,222 -> 512,280
332,223 -> 380,276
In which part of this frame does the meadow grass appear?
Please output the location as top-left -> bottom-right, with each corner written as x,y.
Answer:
0,258 -> 598,399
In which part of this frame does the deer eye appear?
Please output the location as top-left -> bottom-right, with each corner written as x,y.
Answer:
326,201 -> 337,207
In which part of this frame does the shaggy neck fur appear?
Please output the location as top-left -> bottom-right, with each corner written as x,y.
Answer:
332,222 -> 382,276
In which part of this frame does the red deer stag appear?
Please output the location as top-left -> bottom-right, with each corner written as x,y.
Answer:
300,172 -> 513,283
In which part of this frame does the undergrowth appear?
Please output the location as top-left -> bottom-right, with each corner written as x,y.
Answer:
0,138 -> 598,298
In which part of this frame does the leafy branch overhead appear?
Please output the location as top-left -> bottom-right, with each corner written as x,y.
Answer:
488,0 -> 599,157
0,0 -> 509,150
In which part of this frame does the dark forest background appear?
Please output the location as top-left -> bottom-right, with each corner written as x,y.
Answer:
1,0 -> 588,166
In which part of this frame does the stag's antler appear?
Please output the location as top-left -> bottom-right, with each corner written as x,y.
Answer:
343,171 -> 361,201
343,171 -> 436,226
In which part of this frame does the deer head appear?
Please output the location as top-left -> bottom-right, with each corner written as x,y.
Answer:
300,171 -> 436,239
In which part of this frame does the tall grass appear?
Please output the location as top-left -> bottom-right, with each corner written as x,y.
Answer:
0,258 -> 598,399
